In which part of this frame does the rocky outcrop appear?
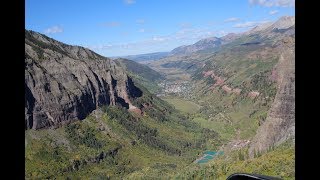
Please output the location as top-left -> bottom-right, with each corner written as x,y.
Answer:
222,85 -> 232,94
232,88 -> 242,95
249,36 -> 295,157
211,74 -> 224,87
25,30 -> 142,130
248,91 -> 260,99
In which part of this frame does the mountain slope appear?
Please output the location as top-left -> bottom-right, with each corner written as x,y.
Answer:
114,58 -> 164,82
25,30 -> 143,129
146,16 -> 295,152
170,37 -> 222,55
191,16 -> 295,145
25,30 -> 222,179
174,141 -> 294,179
157,16 -> 295,179
24,15 -> 295,179
169,33 -> 241,56
147,16 -> 295,74
114,58 -> 165,94
248,36 -> 295,156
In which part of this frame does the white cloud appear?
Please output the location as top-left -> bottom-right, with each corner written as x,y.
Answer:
138,28 -> 145,33
224,17 -> 240,23
217,30 -> 228,37
179,22 -> 193,29
249,0 -> 294,7
102,22 -> 121,27
136,19 -> 145,24
86,44 -> 113,51
233,20 -> 270,28
269,10 -> 279,15
152,36 -> 170,42
121,44 -> 131,49
104,45 -> 113,48
44,26 -> 63,34
233,22 -> 257,28
173,27 -> 220,41
124,0 -> 135,5
88,26 -> 230,55
195,31 -> 217,39
88,35 -> 171,52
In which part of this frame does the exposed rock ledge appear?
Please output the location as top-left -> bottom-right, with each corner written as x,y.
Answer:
25,30 -> 143,129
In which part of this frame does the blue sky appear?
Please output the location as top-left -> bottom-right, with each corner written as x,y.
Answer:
26,0 -> 295,56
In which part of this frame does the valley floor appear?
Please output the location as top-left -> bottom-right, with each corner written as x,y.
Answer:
161,97 -> 201,114
160,95 -> 294,179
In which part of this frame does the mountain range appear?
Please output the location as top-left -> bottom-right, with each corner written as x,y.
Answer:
121,16 -> 294,63
25,16 -> 295,179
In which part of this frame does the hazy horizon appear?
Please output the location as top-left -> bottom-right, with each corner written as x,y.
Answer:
26,0 -> 294,56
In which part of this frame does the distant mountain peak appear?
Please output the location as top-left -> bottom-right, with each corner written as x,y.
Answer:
245,16 -> 295,36
271,16 -> 295,30
194,37 -> 221,46
197,37 -> 220,42
170,36 -> 222,55
249,22 -> 274,33
220,33 -> 239,42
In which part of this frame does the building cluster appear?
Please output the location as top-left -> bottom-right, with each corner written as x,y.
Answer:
157,81 -> 191,97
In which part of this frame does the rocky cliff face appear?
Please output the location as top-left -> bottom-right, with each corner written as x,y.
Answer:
25,30 -> 142,130
249,36 -> 295,156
